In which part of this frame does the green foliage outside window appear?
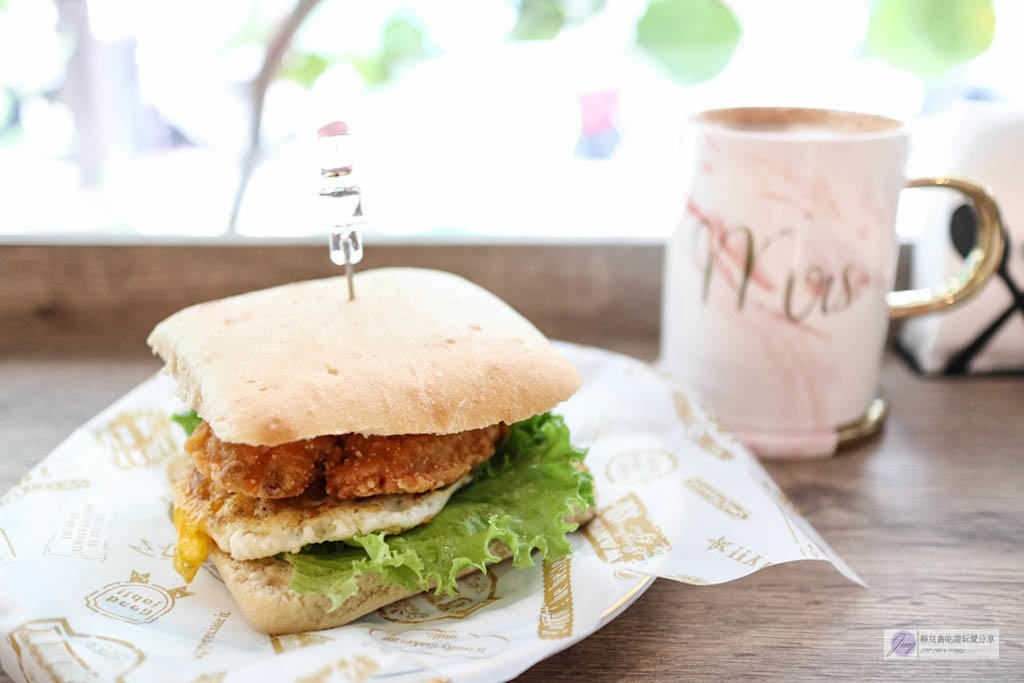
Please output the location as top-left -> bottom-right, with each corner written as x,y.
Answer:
635,0 -> 741,84
866,0 -> 996,79
224,0 -> 1002,90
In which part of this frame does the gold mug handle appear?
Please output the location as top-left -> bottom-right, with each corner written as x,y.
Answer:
888,176 -> 1005,319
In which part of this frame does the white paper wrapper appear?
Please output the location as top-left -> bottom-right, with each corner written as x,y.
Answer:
0,343 -> 862,683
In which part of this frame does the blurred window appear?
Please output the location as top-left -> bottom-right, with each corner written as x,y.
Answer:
0,0 -> 1016,240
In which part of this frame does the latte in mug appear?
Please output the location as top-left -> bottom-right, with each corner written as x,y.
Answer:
661,107 -> 1004,458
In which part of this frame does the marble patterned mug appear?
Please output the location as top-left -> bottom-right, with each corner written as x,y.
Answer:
661,107 -> 1004,458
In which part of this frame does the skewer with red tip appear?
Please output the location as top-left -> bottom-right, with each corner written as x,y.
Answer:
318,121 -> 364,301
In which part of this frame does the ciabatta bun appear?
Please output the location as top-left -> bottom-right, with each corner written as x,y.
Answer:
212,506 -> 595,635
210,544 -> 513,635
148,268 -> 581,446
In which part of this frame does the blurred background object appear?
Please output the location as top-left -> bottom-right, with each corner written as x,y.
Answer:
899,100 -> 1024,374
0,0 -> 1017,241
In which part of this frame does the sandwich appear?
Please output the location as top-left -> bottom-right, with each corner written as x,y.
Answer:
147,267 -> 594,634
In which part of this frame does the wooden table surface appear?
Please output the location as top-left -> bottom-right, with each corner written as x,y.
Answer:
1,343 -> 1022,682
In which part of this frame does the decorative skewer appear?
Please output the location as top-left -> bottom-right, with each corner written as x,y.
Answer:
318,121 -> 364,301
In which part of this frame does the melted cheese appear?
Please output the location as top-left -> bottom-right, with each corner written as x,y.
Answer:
173,506 -> 210,583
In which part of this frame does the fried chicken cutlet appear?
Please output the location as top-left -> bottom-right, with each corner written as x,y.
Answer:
185,421 -> 506,501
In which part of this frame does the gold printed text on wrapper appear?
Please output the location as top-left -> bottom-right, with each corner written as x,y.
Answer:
684,478 -> 752,521
130,538 -> 176,560
96,410 -> 178,469
269,632 -> 333,654
665,574 -> 712,585
130,538 -> 225,583
8,618 -> 145,683
84,570 -> 193,625
297,655 -> 379,683
0,528 -> 15,567
1,466 -> 90,505
613,568 -> 642,581
379,571 -> 499,624
187,673 -> 227,683
584,493 -> 671,563
705,535 -> 774,570
44,500 -> 117,562
369,628 -> 509,659
194,611 -> 231,660
754,475 -> 827,559
772,498 -> 827,560
672,392 -> 734,461
698,398 -> 737,435
538,556 -> 574,640
605,448 -> 678,484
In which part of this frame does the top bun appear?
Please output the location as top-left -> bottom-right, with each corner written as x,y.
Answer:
148,268 -> 581,446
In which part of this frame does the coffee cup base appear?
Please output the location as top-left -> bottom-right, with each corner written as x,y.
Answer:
737,391 -> 889,460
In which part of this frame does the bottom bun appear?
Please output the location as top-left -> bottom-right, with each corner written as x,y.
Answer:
211,508 -> 595,635
210,544 -> 511,635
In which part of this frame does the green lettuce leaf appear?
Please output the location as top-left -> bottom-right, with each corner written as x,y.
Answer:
171,410 -> 202,436
283,412 -> 593,610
